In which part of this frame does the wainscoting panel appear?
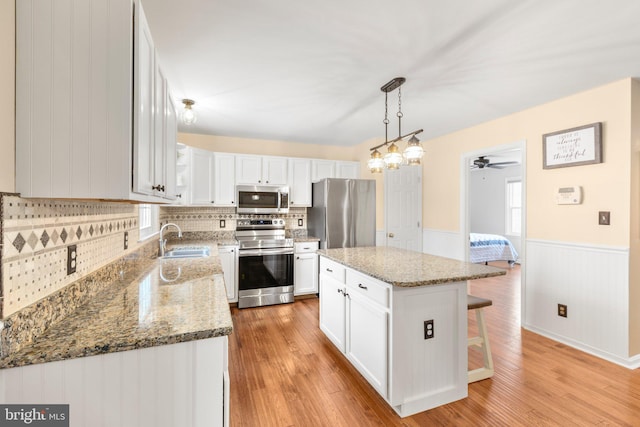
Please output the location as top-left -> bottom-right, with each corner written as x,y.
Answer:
422,229 -> 464,260
525,239 -> 629,363
0,337 -> 228,427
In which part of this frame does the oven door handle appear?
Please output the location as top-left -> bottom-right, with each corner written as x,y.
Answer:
239,248 -> 294,257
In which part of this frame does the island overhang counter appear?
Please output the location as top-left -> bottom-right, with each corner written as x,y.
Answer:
317,246 -> 506,417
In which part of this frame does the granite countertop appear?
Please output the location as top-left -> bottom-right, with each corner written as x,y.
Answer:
294,236 -> 320,243
0,241 -> 233,369
318,246 -> 506,287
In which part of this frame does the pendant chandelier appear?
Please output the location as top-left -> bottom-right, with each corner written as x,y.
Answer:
367,77 -> 424,173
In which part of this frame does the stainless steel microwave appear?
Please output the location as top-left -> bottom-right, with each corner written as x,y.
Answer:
236,185 -> 290,214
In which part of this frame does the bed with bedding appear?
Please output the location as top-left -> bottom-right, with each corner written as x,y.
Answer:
469,233 -> 519,265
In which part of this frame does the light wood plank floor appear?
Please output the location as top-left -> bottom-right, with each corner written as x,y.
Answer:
228,264 -> 640,426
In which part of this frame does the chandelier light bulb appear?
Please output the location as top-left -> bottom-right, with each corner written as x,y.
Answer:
368,149 -> 384,173
383,142 -> 403,170
403,135 -> 424,166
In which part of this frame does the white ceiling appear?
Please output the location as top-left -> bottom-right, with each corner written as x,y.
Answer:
142,0 -> 640,147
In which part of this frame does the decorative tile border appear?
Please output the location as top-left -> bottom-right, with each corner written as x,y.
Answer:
0,194 -> 140,318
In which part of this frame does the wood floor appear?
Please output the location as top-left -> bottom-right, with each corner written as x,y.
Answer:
228,264 -> 640,426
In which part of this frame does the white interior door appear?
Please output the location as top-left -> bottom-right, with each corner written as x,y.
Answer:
384,165 -> 422,251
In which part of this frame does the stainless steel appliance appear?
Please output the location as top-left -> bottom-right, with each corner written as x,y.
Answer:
308,178 -> 376,249
236,218 -> 294,308
236,185 -> 289,214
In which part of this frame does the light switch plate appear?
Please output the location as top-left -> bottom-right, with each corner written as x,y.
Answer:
599,211 -> 610,225
124,231 -> 129,250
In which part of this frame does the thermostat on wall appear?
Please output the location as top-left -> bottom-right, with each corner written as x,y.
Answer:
556,186 -> 582,205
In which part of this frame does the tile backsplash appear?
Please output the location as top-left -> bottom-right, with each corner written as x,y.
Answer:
0,194 -> 140,318
160,206 -> 308,237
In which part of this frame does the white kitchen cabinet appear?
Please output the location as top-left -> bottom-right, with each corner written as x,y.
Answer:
312,160 -> 336,182
132,4 -> 156,197
336,161 -> 360,179
16,0 -> 176,202
321,258 -> 390,399
236,155 -> 288,185
319,274 -> 347,352
213,153 -> 236,206
294,242 -> 319,295
190,148 -> 215,205
288,158 -> 312,207
345,270 -> 388,397
218,246 -> 238,302
190,150 -> 235,206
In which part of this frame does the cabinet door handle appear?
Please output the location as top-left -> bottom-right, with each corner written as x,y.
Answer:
388,233 -> 394,238
326,268 -> 333,272
337,288 -> 343,294
303,247 -> 310,250
152,184 -> 165,192
358,284 -> 368,290
296,256 -> 300,260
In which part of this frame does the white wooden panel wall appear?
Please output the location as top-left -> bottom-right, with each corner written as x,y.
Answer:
0,337 -> 228,427
422,229 -> 465,260
389,282 -> 467,416
525,239 -> 630,365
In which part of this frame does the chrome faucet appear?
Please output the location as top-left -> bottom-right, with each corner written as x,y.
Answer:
159,223 -> 182,257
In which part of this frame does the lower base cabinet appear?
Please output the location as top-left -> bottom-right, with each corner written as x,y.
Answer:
0,337 -> 230,427
319,255 -> 467,417
294,242 -> 319,295
218,245 -> 238,302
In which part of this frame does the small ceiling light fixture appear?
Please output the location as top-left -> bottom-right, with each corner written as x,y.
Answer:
368,77 -> 423,173
180,99 -> 197,125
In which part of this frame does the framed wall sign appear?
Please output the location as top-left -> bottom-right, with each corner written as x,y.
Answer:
543,122 -> 602,169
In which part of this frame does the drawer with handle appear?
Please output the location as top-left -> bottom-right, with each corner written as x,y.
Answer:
319,257 -> 346,283
294,241 -> 319,254
346,269 -> 390,308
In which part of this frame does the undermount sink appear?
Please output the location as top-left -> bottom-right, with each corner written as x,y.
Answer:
162,246 -> 210,259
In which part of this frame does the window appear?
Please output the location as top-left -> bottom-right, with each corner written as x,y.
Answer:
139,204 -> 159,240
506,179 -> 522,236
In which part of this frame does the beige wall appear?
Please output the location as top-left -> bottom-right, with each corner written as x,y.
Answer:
358,79 -> 633,247
179,133 -> 361,161
0,0 -> 15,192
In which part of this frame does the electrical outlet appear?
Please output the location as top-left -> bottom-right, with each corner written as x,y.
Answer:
67,245 -> 77,275
558,304 -> 568,318
424,319 -> 434,339
599,211 -> 610,225
220,219 -> 226,228
298,218 -> 303,227
124,231 -> 129,250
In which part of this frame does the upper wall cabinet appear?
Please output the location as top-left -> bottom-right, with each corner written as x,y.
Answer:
15,0 -> 175,202
312,160 -> 336,183
236,155 -> 288,186
288,159 -> 312,207
336,161 -> 361,179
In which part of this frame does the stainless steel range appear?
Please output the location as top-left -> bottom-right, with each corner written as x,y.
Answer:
236,218 -> 294,309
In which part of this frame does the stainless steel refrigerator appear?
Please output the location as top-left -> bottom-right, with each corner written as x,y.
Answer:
308,178 -> 376,249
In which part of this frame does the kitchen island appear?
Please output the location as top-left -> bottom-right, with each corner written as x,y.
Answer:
0,241 -> 232,427
317,246 -> 505,417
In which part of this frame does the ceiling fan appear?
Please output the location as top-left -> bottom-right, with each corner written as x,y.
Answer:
471,156 -> 519,169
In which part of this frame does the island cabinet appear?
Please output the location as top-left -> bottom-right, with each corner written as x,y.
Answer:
16,0 -> 176,202
319,255 -> 468,417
